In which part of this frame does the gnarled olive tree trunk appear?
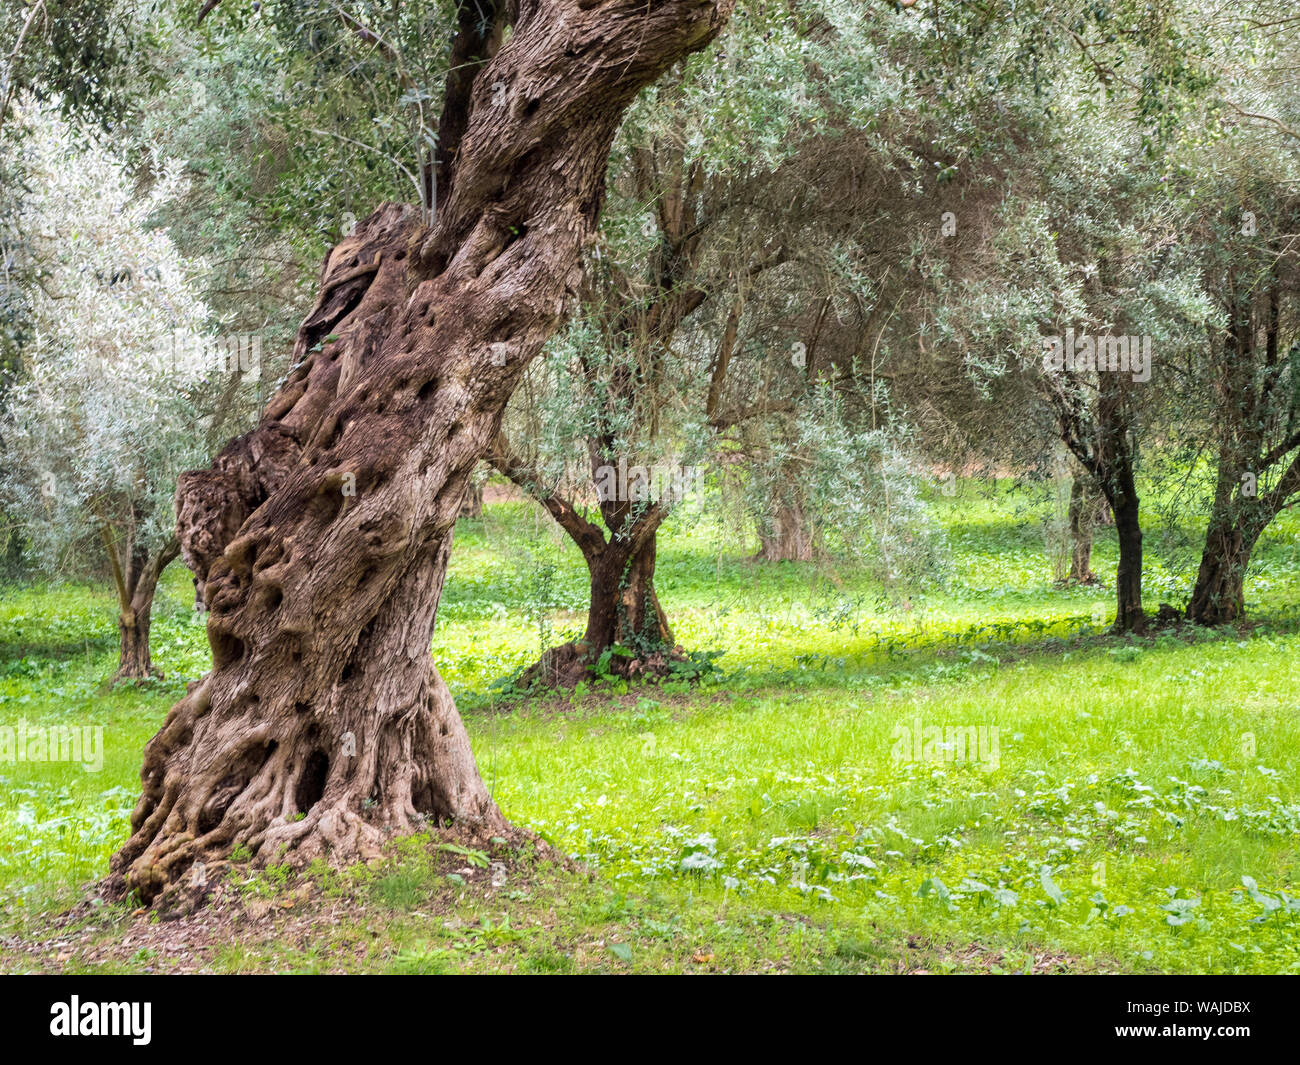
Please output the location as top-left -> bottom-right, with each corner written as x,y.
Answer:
107,0 -> 733,907
545,527 -> 675,688
1182,281 -> 1300,626
587,532 -> 673,653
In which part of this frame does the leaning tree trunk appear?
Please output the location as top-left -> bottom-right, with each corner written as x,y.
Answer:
107,0 -> 733,908
1185,511 -> 1264,625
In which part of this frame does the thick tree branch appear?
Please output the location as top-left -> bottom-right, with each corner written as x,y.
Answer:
490,430 -> 607,557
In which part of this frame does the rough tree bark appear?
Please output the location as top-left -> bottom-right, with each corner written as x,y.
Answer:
1185,460 -> 1300,624
107,0 -> 734,908
589,533 -> 673,652
1185,513 -> 1258,624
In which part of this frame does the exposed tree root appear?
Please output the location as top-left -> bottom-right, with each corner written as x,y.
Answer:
515,639 -> 694,691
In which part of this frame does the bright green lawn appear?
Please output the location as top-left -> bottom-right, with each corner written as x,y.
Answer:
1,479 -> 1298,973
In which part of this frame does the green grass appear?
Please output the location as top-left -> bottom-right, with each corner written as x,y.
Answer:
1,477 -> 1298,973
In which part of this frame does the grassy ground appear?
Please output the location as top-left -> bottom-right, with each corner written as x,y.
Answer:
1,479 -> 1298,973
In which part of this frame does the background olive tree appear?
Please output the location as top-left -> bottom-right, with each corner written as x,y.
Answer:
0,97 -> 255,679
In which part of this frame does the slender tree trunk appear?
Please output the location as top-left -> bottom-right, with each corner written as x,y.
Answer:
1108,474 -> 1146,634
103,525 -> 179,684
1067,476 -> 1099,584
1050,350 -> 1146,633
107,0 -> 733,909
0,0 -> 44,139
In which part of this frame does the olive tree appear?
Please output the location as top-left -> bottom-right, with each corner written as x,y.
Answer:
0,97 -> 224,679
